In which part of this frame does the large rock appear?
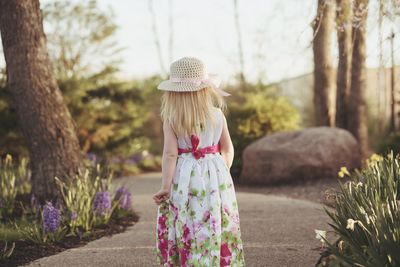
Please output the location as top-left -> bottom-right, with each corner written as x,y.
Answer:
240,127 -> 361,184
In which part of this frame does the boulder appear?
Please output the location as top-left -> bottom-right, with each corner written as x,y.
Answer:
240,127 -> 361,185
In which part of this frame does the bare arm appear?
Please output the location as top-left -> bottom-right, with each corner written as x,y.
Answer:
160,120 -> 178,190
219,112 -> 234,168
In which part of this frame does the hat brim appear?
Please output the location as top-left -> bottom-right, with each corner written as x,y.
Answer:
157,75 -> 221,93
157,80 -> 209,92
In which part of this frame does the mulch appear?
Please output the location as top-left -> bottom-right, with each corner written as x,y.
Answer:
0,213 -> 139,267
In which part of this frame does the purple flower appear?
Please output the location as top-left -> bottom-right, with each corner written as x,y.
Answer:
115,186 -> 132,210
93,191 -> 111,216
70,211 -> 77,221
42,202 -> 61,233
86,153 -> 97,163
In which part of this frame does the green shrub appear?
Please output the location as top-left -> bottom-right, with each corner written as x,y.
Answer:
0,155 -> 30,218
323,152 -> 400,266
226,84 -> 300,175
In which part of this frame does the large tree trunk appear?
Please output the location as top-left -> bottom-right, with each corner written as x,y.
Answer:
313,0 -> 336,126
335,0 -> 353,129
348,0 -> 369,158
0,0 -> 82,202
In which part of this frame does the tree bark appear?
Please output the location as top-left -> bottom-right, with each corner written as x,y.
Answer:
348,0 -> 369,158
335,0 -> 353,129
313,0 -> 336,126
0,0 -> 82,201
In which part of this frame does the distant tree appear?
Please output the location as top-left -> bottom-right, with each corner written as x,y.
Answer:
0,0 -> 82,201
312,0 -> 336,126
233,0 -> 246,85
148,0 -> 167,75
43,0 -> 121,81
335,0 -> 353,129
348,0 -> 369,158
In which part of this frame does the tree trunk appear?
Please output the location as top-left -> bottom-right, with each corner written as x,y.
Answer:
348,0 -> 369,158
313,0 -> 336,126
233,0 -> 246,85
335,0 -> 353,129
0,0 -> 82,202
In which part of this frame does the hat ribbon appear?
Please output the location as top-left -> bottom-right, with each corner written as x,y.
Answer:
169,75 -> 230,96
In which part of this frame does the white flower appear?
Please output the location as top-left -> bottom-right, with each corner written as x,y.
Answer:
315,229 -> 327,243
346,219 -> 357,231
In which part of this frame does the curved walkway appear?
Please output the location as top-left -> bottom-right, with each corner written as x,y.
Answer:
28,173 -> 328,267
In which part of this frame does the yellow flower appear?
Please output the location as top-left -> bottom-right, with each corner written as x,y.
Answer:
370,153 -> 382,162
338,166 -> 350,178
5,154 -> 12,165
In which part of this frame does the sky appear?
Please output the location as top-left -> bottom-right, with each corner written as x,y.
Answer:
1,0 -> 399,84
94,0 -> 400,83
95,0 -> 319,83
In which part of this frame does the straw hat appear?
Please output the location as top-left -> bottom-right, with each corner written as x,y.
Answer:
157,57 -> 230,96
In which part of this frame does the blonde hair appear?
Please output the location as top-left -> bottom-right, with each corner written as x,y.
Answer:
161,87 -> 226,137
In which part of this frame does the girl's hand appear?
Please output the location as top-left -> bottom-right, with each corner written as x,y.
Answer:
153,188 -> 170,205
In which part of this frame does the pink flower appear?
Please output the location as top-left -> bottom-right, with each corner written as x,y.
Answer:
193,221 -> 202,232
223,205 -> 230,215
170,203 -> 179,218
211,217 -> 220,232
168,243 -> 178,257
232,213 -> 240,225
179,248 -> 189,266
178,225 -> 192,266
158,214 -> 168,234
220,243 -> 232,266
202,211 -> 211,222
182,225 -> 191,246
158,238 -> 168,261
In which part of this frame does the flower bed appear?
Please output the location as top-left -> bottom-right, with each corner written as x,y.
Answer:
0,155 -> 139,266
317,152 -> 400,266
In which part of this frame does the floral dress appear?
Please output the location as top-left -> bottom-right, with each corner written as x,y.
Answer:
156,108 -> 245,267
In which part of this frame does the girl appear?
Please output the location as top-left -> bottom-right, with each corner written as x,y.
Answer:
153,57 -> 245,267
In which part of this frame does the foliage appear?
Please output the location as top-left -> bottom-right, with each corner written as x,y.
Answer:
14,202 -> 67,245
226,83 -> 300,175
0,155 -> 30,218
42,0 -> 121,80
0,241 -> 15,260
15,220 -> 67,245
55,164 -> 113,234
323,152 -> 400,267
0,1 -> 163,175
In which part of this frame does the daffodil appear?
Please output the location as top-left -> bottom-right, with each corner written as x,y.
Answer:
346,219 -> 357,231
338,240 -> 344,251
315,229 -> 327,248
5,154 -> 12,165
315,229 -> 326,242
338,166 -> 350,178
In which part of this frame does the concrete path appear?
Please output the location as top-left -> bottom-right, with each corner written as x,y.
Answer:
28,173 -> 329,267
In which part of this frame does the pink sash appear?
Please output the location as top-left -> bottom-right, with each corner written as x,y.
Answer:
178,134 -> 220,159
